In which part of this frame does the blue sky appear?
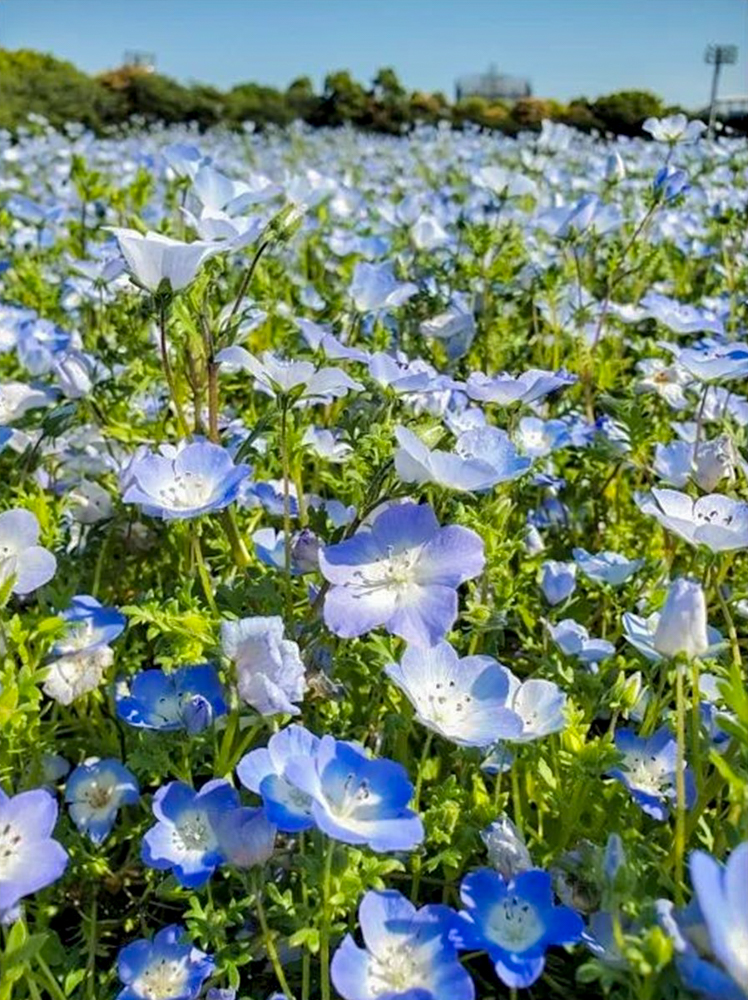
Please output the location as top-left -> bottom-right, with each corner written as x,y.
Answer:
4,0 -> 746,108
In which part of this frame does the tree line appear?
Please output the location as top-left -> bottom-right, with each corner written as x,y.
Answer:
2,49 -> 745,137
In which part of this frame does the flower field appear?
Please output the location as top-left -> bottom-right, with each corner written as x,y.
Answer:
0,114 -> 747,1000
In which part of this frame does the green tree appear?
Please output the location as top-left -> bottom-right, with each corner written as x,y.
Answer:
591,90 -> 664,136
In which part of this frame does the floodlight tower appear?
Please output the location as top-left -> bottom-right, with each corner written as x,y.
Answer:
705,44 -> 738,138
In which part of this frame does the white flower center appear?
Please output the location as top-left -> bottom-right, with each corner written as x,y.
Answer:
157,471 -> 216,509
173,810 -> 216,853
81,777 -> 116,811
353,545 -> 421,594
0,821 -> 23,877
367,943 -> 427,995
486,896 -> 545,951
622,752 -> 669,795
330,771 -> 376,820
416,679 -> 473,732
134,957 -> 190,1000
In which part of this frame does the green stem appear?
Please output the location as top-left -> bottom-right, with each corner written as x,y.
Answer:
86,893 -> 97,1000
674,660 -> 687,905
35,953 -> 68,1000
280,398 -> 294,627
409,731 -> 433,902
220,508 -> 251,570
690,658 -> 702,794
299,832 -> 311,1000
253,871 -> 295,999
192,528 -> 219,617
157,297 -> 189,437
511,759 -> 524,835
319,839 -> 335,1000
216,709 -> 240,777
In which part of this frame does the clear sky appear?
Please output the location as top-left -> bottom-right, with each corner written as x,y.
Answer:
3,0 -> 746,108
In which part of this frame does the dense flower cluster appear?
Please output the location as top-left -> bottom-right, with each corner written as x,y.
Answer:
0,112 -> 746,1000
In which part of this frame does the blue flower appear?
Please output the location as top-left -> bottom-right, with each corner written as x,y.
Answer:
116,924 -> 215,1000
216,348 -> 362,403
653,166 -> 689,202
115,665 -> 227,732
213,806 -> 276,869
65,758 -> 139,844
237,723 -> 321,832
54,594 -> 126,655
547,619 -> 615,665
385,641 -> 522,747
0,508 -> 57,596
676,343 -> 748,384
282,735 -> 424,852
332,889 -> 473,1000
540,561 -> 577,605
0,787 -> 68,919
657,842 -> 748,1000
608,727 -> 695,821
572,548 -> 643,587
221,615 -> 306,716
457,867 -> 583,988
466,368 -> 575,406
349,261 -> 418,313
517,417 -> 570,458
142,780 -> 239,888
394,425 -> 531,492
320,502 -> 485,647
122,441 -> 250,520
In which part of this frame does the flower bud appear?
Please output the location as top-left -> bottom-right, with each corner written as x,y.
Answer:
605,152 -> 626,182
481,815 -> 532,878
653,578 -> 708,659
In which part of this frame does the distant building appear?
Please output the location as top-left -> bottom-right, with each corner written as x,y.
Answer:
455,64 -> 531,103
715,94 -> 748,116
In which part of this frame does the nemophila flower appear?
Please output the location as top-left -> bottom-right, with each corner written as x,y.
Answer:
654,438 -> 736,492
0,380 -> 55,423
481,817 -> 533,879
505,676 -> 567,741
643,113 -> 706,143
349,261 -> 418,313
302,425 -> 353,463
653,578 -> 709,660
654,166 -> 689,201
547,619 -> 615,665
635,358 -> 692,410
0,787 -> 68,919
540,560 -> 577,605
457,867 -> 583,988
282,735 -> 424,852
213,805 -> 276,868
237,723 -> 320,832
420,295 -> 476,361
394,425 -> 531,492
43,645 -> 114,706
572,548 -> 643,587
319,502 -> 485,647
0,508 -> 56,596
368,352 -> 439,394
221,615 -> 306,716
676,343 -> 748,383
622,610 -> 723,664
65,758 -> 139,844
252,527 -> 309,575
106,227 -> 226,294
684,843 -> 748,999
54,594 -> 126,655
466,368 -> 575,406
331,889 -> 473,1000
384,641 -> 523,747
536,193 -> 621,238
216,347 -> 363,403
116,924 -> 215,1000
640,292 -> 724,337
608,727 -> 695,821
637,488 -> 748,552
516,417 -> 570,457
67,479 -> 115,524
122,441 -> 250,521
142,779 -> 239,887
115,664 -> 227,732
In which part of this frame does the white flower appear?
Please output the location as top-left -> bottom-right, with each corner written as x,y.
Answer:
106,228 -> 227,293
43,646 -> 113,705
653,579 -> 709,660
221,615 -> 306,716
67,481 -> 114,524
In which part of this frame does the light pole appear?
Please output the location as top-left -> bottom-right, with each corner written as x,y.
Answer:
705,44 -> 738,138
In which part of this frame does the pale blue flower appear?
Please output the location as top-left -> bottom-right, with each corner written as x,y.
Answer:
221,615 -> 306,716
116,925 -> 215,1000
0,508 -> 56,595
65,758 -> 139,844
540,561 -> 576,605
394,425 -> 531,492
572,548 -> 643,587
